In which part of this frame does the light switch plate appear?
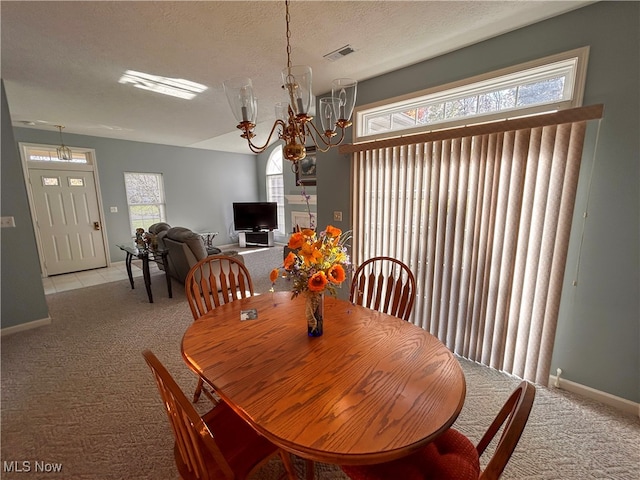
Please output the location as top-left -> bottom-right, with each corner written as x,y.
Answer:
1,216 -> 16,227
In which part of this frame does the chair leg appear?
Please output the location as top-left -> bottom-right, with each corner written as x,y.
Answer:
193,378 -> 204,403
278,451 -> 298,480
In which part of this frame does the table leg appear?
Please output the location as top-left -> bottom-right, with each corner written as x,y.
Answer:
162,252 -> 173,298
142,256 -> 153,303
305,459 -> 315,480
125,252 -> 135,289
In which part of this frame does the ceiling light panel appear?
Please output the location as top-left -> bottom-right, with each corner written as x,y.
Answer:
118,70 -> 207,100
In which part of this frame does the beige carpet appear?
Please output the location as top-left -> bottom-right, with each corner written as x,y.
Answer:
2,246 -> 639,479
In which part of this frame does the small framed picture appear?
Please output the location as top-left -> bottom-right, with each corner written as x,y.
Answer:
296,147 -> 317,186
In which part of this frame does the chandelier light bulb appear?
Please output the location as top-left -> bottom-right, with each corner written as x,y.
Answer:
320,98 -> 337,135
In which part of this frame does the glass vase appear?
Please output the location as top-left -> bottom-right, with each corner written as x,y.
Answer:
305,292 -> 324,337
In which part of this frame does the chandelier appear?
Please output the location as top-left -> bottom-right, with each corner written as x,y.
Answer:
223,0 -> 357,163
55,125 -> 72,161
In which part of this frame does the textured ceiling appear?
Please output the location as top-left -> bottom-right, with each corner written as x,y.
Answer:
1,1 -> 591,154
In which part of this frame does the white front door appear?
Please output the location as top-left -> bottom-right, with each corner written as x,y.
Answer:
29,168 -> 107,275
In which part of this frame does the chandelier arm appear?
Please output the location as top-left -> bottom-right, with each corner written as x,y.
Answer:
304,121 -> 347,149
242,119 -> 287,154
306,134 -> 331,154
333,127 -> 347,145
302,126 -> 337,154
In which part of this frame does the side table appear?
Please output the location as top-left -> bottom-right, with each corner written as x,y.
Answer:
198,231 -> 222,255
117,244 -> 172,303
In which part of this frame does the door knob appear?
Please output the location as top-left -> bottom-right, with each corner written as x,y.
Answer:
93,221 -> 101,230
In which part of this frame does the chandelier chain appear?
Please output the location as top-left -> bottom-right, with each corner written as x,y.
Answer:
285,0 -> 292,69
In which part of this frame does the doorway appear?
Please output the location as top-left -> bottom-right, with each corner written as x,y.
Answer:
20,143 -> 109,276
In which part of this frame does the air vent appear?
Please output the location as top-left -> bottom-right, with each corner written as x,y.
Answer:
323,45 -> 356,62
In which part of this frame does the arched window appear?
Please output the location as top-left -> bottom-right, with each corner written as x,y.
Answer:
266,146 -> 285,234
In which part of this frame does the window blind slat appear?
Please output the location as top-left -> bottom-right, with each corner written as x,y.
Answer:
473,134 -> 502,362
415,143 -> 433,330
457,137 -> 481,355
450,137 -> 471,351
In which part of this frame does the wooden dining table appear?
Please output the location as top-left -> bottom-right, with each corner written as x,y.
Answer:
181,291 -> 466,468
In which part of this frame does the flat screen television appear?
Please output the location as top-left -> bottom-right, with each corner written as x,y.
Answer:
233,202 -> 278,232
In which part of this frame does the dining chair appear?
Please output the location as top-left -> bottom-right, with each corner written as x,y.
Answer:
349,256 -> 416,321
142,350 -> 297,480
185,254 -> 255,403
341,380 -> 536,480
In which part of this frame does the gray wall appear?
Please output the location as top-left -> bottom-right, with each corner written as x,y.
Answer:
318,1 -> 639,403
12,128 -> 259,261
1,81 -> 50,329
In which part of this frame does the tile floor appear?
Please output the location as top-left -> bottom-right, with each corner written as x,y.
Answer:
42,260 -> 160,295
41,244 -> 269,295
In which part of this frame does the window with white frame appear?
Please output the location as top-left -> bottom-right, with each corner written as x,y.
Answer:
355,47 -> 589,142
266,147 -> 285,234
124,172 -> 166,234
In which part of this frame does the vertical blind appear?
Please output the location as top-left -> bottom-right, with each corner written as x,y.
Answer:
345,105 -> 603,384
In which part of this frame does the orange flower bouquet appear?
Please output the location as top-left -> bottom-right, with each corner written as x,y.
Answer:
270,225 -> 350,336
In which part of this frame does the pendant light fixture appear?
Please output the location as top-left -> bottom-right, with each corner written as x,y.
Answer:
55,125 -> 72,161
223,0 -> 357,163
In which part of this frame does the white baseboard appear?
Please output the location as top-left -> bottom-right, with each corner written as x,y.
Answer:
549,374 -> 639,417
1,317 -> 52,337
216,243 -> 239,249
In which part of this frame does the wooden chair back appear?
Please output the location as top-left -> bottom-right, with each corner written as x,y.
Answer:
478,380 -> 536,480
142,350 -> 235,480
349,256 -> 416,321
340,380 -> 535,480
185,255 -> 254,320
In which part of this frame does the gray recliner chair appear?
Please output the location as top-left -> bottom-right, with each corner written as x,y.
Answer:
148,223 -> 233,284
163,227 -> 210,283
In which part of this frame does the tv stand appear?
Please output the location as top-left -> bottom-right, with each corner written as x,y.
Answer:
239,231 -> 274,248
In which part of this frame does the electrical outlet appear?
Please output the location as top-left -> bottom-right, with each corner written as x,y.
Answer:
333,211 -> 343,222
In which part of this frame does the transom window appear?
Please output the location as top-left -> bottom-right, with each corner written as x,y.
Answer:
355,47 -> 589,142
124,172 -> 166,234
22,146 -> 89,164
